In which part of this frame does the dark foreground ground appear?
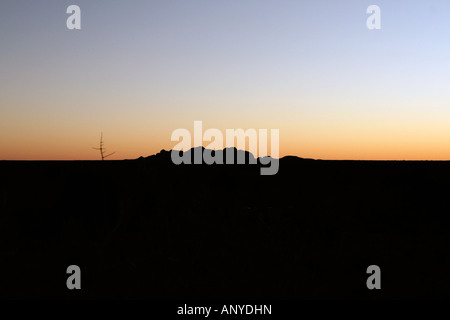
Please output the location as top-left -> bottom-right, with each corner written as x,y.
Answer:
1,150 -> 450,299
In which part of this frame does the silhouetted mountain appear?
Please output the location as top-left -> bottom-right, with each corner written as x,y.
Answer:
136,147 -> 314,169
139,147 -> 270,165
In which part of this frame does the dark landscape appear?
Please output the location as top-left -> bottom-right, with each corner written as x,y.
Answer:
1,148 -> 450,299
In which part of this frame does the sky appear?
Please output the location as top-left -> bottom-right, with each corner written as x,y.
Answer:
1,0 -> 450,160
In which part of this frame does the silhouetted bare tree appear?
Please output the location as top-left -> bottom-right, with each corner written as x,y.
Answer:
93,132 -> 115,160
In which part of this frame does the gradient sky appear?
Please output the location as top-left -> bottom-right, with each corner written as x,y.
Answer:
2,0 -> 450,160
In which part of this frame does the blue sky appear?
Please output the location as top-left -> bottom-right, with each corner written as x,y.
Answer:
1,1 -> 450,160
